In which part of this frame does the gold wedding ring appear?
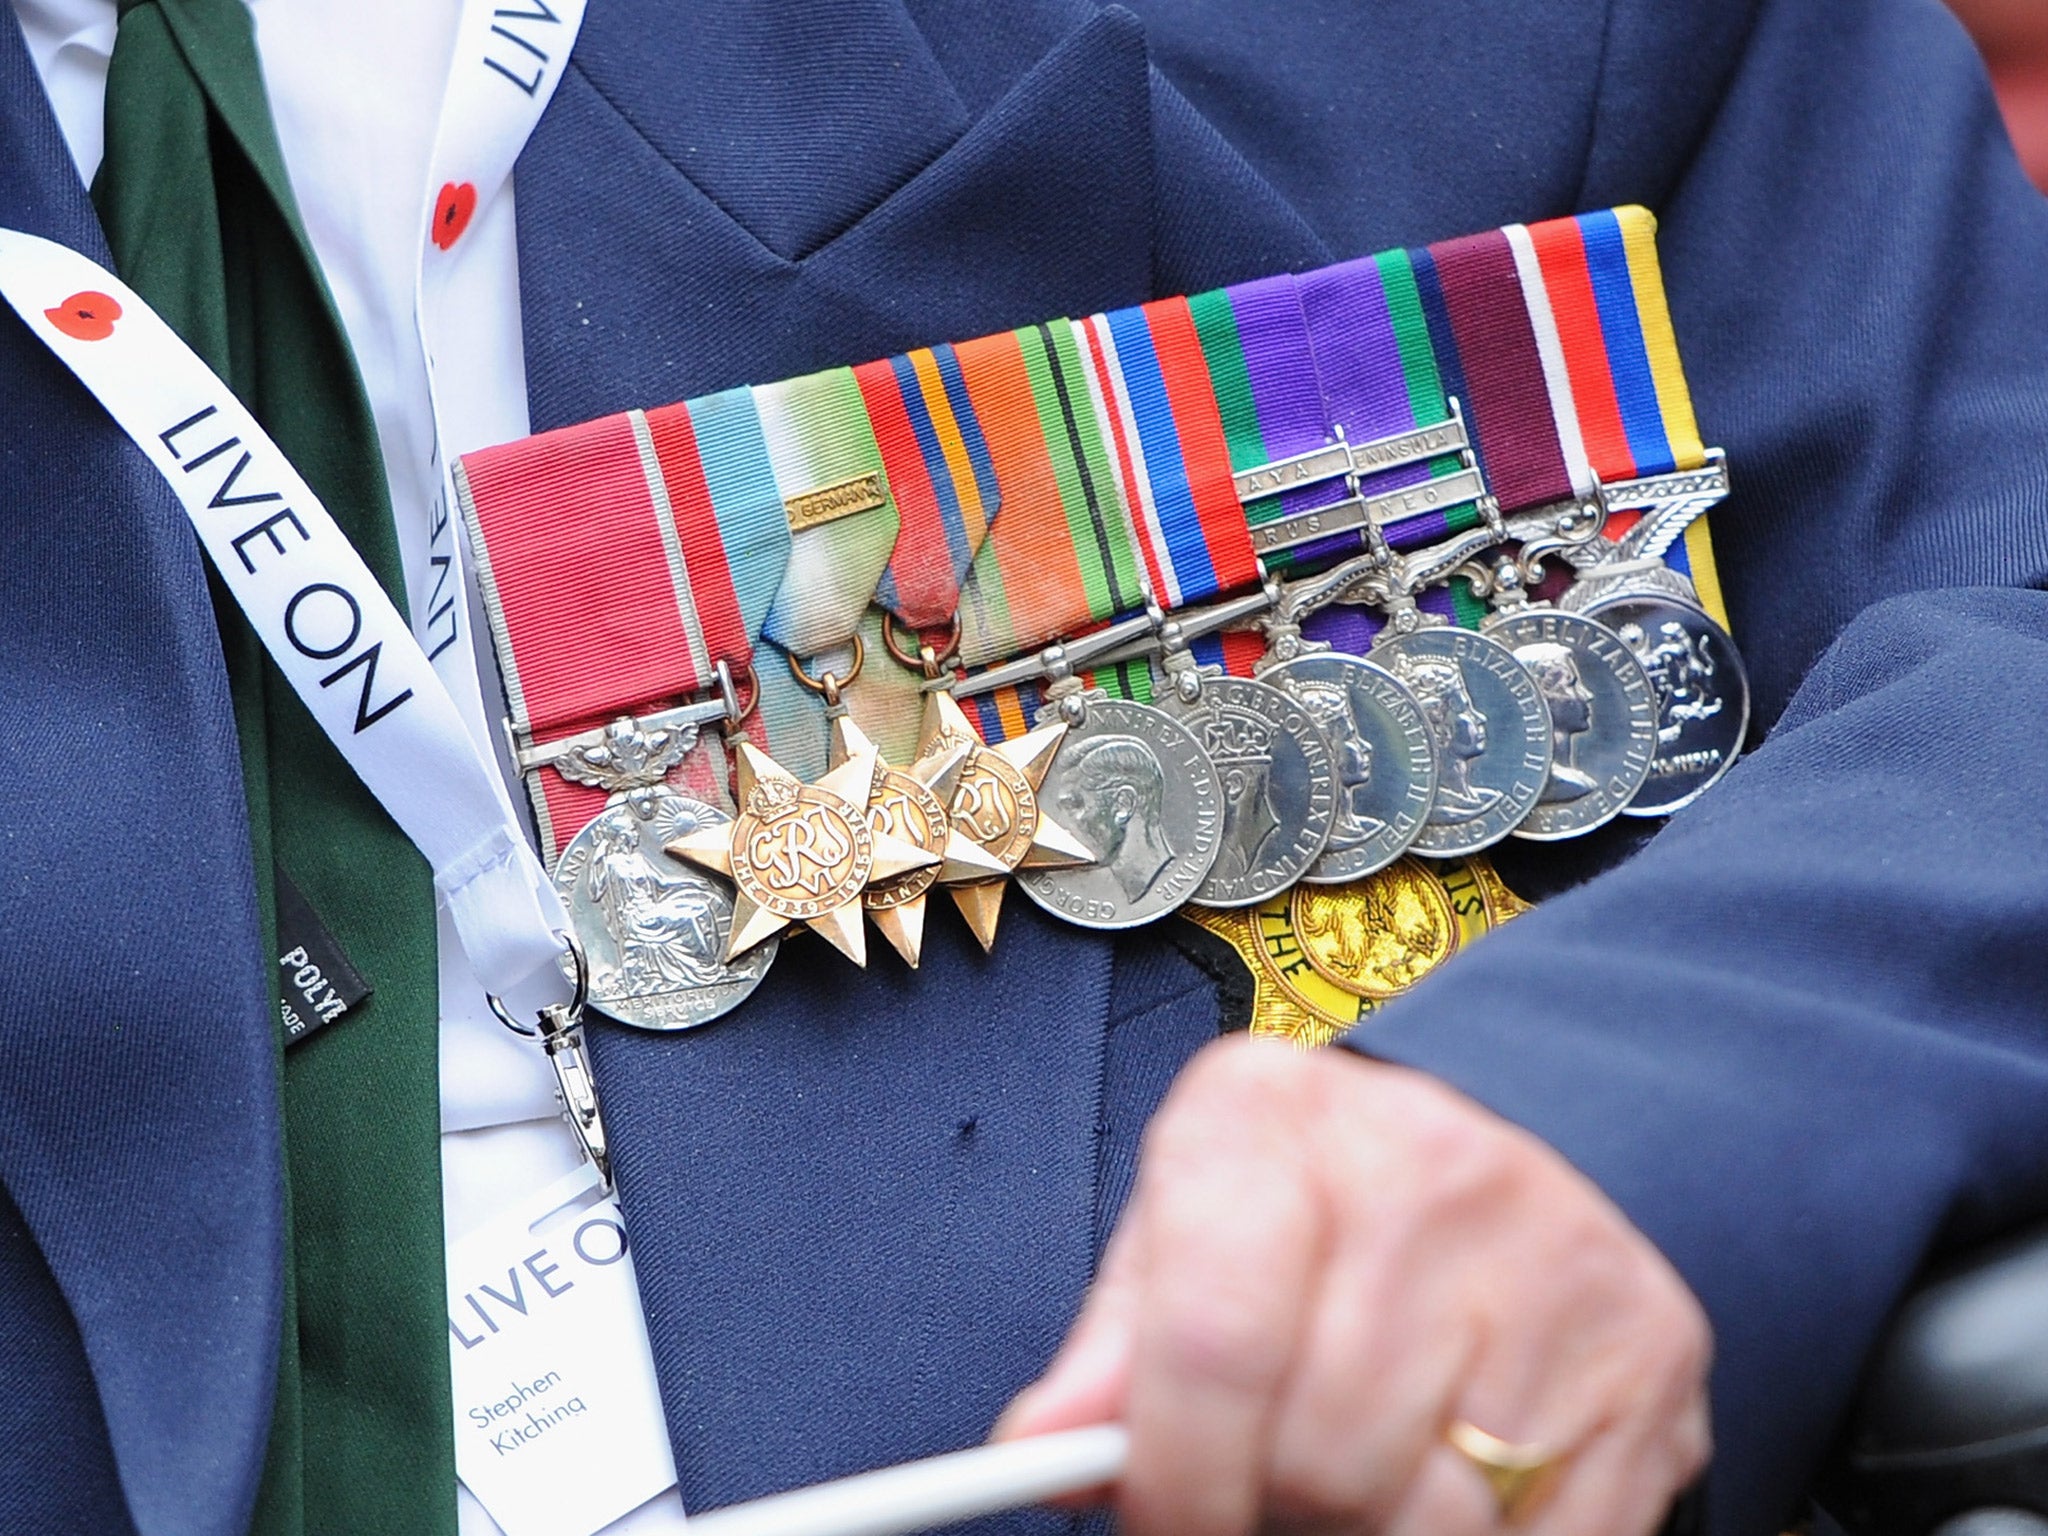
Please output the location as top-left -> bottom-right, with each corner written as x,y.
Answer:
1445,1419 -> 1566,1524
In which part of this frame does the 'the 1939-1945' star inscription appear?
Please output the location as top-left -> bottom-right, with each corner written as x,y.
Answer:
667,741 -> 938,967
917,691 -> 1093,951
829,715 -> 1008,969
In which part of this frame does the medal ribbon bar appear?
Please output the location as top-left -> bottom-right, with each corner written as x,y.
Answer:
457,393 -> 792,856
453,204 -> 1739,978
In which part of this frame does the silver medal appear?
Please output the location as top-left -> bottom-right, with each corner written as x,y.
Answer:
1483,609 -> 1659,841
1371,626 -> 1553,857
1258,653 -> 1436,882
1017,696 -> 1224,929
1159,672 -> 1339,907
1579,591 -> 1750,815
543,717 -> 775,1030
554,786 -> 776,1029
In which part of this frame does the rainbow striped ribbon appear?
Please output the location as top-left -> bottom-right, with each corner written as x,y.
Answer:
751,365 -> 904,777
456,388 -> 791,855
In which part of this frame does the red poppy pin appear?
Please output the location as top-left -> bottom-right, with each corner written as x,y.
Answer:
432,182 -> 479,251
46,290 -> 121,341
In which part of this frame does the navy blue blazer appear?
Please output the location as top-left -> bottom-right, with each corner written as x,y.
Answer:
4,1 -> 2047,1533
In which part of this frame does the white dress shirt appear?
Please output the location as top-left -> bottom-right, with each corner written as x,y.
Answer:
11,1 -> 687,1529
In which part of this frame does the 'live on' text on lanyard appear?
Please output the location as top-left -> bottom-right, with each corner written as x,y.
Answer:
0,0 -> 606,1172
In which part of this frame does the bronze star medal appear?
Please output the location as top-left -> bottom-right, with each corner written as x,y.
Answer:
829,715 -> 1008,968
916,691 -> 1093,951
668,741 -> 938,967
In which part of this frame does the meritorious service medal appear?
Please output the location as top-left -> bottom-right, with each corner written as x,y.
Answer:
917,690 -> 1093,951
1482,608 -> 1658,840
548,718 -> 777,1030
669,741 -> 939,966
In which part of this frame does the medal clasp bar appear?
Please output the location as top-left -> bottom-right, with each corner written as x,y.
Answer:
1246,465 -> 1489,559
1600,448 -> 1729,517
785,472 -> 888,532
1076,583 -> 1278,676
506,663 -> 750,778
936,608 -> 1161,701
1232,415 -> 1470,505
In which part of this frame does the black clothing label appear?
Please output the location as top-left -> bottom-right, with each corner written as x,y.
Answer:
275,865 -> 373,1046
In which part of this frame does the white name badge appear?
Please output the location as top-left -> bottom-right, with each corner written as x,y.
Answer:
448,1166 -> 681,1536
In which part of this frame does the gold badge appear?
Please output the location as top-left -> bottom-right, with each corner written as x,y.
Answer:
1291,862 -> 1458,1000
668,740 -> 938,966
917,691 -> 1092,951
828,715 -> 1008,968
1184,857 -> 1522,1047
784,472 -> 888,532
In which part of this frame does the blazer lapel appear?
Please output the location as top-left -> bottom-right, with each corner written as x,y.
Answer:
519,5 -> 1156,423
0,17 -> 282,1536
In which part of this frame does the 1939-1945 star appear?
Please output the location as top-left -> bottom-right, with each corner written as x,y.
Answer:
666,741 -> 937,967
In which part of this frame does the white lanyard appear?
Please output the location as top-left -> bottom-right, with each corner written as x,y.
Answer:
0,231 -> 617,1173
0,232 -> 572,1001
407,0 -> 587,710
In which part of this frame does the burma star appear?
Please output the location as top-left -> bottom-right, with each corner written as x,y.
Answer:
667,741 -> 937,967
916,691 -> 1093,952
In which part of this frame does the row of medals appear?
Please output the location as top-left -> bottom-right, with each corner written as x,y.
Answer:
544,473 -> 1749,1038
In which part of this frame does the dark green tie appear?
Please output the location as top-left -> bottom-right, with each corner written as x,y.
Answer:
93,2 -> 457,1532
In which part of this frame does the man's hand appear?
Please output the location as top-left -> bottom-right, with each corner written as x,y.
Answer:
996,1037 -> 1711,1535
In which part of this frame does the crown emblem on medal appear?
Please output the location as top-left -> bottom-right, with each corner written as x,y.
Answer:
1200,710 -> 1276,767
1289,680 -> 1355,733
746,774 -> 801,815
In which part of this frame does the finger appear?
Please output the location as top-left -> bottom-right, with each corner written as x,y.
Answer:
1524,1373 -> 1713,1536
994,1223 -> 1143,1443
1118,1049 -> 1323,1536
1380,1441 -> 1503,1536
1519,1416 -> 1679,1536
1260,1223 -> 1477,1529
